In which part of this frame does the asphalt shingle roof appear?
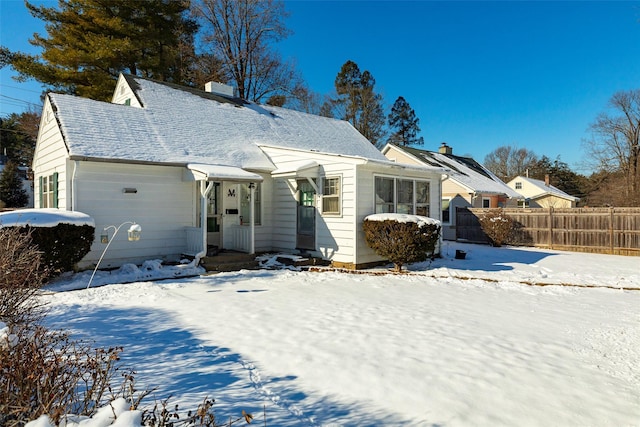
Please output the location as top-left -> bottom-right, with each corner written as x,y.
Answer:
50,75 -> 388,171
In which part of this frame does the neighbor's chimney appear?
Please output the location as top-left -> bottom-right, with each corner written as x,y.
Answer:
439,142 -> 453,155
204,81 -> 234,97
544,174 -> 550,186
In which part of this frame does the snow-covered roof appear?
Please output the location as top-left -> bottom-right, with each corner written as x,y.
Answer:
186,163 -> 263,182
0,208 -> 95,228
509,176 -> 580,201
391,145 -> 521,198
271,160 -> 319,178
49,75 -> 388,171
365,213 -> 441,227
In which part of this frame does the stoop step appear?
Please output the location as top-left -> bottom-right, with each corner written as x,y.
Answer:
200,251 -> 259,273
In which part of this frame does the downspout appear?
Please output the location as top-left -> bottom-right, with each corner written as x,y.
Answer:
249,183 -> 255,254
191,180 -> 214,267
72,160 -> 79,211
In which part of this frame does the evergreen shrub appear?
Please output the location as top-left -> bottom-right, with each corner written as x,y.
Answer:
15,223 -> 94,275
363,215 -> 441,272
478,208 -> 514,247
0,161 -> 29,208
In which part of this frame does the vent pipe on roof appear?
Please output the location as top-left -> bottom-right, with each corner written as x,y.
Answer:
204,81 -> 234,97
439,142 -> 452,155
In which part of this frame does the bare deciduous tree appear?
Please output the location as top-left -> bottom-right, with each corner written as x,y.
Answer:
584,89 -> 640,206
192,0 -> 304,105
483,145 -> 538,181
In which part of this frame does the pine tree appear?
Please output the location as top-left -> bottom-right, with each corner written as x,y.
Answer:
0,161 -> 29,208
0,113 -> 38,167
6,0 -> 197,101
387,96 -> 424,146
333,60 -> 386,146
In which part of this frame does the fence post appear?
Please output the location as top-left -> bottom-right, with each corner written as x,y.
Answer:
549,207 -> 554,249
610,207 -> 614,254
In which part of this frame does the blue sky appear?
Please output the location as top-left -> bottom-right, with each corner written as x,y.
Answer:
2,1 -> 639,173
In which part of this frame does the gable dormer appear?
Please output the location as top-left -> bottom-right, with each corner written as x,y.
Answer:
111,74 -> 143,108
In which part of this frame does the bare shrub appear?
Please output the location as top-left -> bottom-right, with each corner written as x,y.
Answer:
0,324 -> 125,427
0,226 -> 125,426
0,227 -> 48,326
478,209 -> 515,247
0,222 -> 256,427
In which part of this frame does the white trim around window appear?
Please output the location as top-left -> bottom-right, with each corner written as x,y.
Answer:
321,175 -> 341,216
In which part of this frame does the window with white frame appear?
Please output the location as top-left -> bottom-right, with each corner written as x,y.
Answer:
240,182 -> 261,225
375,176 -> 430,216
416,181 -> 430,216
322,176 -> 341,215
441,198 -> 451,223
39,173 -> 58,208
375,177 -> 395,213
515,182 -> 522,190
397,179 -> 414,214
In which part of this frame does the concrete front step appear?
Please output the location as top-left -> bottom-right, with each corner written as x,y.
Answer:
200,252 -> 259,272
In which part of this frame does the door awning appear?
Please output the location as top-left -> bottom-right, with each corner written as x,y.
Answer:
186,163 -> 263,182
271,161 -> 319,179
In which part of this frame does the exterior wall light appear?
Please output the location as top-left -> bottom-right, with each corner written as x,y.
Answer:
127,223 -> 142,241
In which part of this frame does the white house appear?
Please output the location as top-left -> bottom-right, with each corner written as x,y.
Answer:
507,175 -> 580,208
382,143 -> 521,240
32,74 -> 445,269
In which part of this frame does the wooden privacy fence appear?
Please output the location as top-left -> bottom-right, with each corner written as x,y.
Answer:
456,207 -> 640,256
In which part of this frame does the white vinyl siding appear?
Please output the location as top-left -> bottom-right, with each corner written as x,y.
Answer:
32,99 -> 68,210
72,162 -> 195,268
260,146 -> 358,265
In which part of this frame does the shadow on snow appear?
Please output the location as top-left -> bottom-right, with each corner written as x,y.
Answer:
45,305 -> 431,426
415,243 -> 560,273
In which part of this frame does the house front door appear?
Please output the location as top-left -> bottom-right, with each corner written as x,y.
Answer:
207,183 -> 221,253
296,180 -> 316,250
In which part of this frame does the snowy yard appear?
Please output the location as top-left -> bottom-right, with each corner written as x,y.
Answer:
41,243 -> 640,426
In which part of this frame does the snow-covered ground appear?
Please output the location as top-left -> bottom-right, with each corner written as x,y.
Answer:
36,242 -> 639,426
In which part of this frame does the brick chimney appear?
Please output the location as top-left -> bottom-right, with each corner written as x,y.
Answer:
544,174 -> 550,186
439,142 -> 453,155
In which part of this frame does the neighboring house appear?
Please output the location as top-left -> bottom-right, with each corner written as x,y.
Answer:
32,74 -> 445,269
382,142 -> 521,240
507,175 -> 579,208
0,154 -> 34,208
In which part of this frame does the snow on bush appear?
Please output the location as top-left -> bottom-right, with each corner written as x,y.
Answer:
25,398 -> 142,427
0,209 -> 96,276
478,208 -> 515,247
363,213 -> 441,272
